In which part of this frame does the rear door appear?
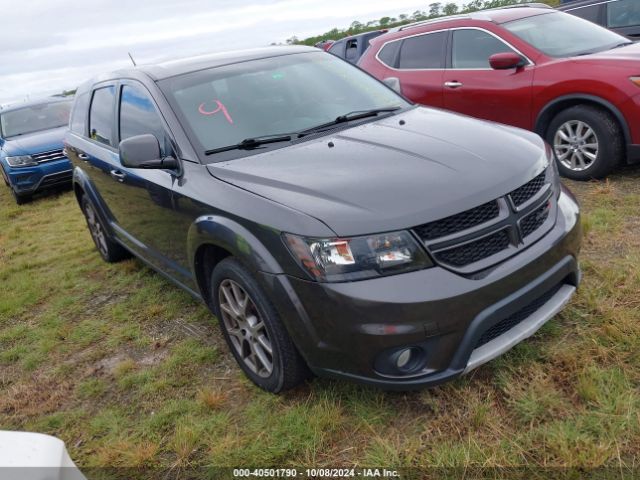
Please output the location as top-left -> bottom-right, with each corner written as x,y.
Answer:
442,28 -> 534,129
606,0 -> 640,38
381,30 -> 447,107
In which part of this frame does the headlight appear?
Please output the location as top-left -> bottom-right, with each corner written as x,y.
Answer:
630,77 -> 640,87
284,230 -> 433,282
6,155 -> 37,168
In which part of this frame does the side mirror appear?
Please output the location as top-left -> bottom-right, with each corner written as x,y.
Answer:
383,77 -> 402,95
119,134 -> 178,170
489,52 -> 525,70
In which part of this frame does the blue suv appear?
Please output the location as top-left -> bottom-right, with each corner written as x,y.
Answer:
0,98 -> 73,204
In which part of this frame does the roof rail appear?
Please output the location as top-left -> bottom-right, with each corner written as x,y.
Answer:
483,2 -> 552,10
399,15 -> 470,31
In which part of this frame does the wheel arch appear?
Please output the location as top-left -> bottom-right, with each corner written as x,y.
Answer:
535,95 -> 631,152
188,216 -> 285,308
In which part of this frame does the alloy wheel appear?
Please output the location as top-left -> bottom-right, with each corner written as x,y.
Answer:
553,120 -> 599,172
84,203 -> 109,258
218,279 -> 274,378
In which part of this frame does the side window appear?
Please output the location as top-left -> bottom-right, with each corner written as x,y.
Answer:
119,84 -> 169,156
377,41 -> 401,68
345,39 -> 358,62
398,31 -> 447,69
568,5 -> 601,24
452,29 -> 517,69
328,41 -> 345,58
89,86 -> 116,146
608,0 -> 640,28
70,92 -> 90,136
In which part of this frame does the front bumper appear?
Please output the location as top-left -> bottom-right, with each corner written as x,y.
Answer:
4,158 -> 73,194
263,186 -> 581,389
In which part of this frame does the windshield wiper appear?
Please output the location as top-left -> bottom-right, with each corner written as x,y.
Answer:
299,107 -> 402,135
204,133 -> 299,155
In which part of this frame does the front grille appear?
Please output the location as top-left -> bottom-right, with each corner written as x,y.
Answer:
31,149 -> 66,163
40,170 -> 72,187
521,201 -> 551,238
434,230 -> 510,267
415,201 -> 500,241
474,283 -> 563,349
509,171 -> 546,207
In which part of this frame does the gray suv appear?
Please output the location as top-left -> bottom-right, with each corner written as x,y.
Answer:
64,46 -> 581,392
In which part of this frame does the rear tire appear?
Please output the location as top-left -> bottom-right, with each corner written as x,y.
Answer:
210,257 -> 310,393
80,195 -> 130,263
547,105 -> 623,180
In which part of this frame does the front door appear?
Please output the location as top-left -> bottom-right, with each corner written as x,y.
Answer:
442,28 -> 534,129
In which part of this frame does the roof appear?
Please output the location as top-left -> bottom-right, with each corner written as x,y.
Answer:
0,96 -> 73,114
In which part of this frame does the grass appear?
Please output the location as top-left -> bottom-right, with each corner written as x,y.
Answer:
0,168 -> 639,474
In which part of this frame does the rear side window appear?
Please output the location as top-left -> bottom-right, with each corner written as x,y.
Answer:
70,92 -> 90,135
345,39 -> 358,62
452,29 -> 516,69
377,41 -> 401,67
89,86 -> 116,146
608,0 -> 640,27
398,32 -> 446,69
569,4 -> 601,23
119,84 -> 169,156
328,41 -> 345,58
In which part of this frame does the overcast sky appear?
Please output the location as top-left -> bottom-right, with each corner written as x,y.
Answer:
0,0 -> 458,106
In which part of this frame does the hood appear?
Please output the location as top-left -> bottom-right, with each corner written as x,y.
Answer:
575,42 -> 640,68
207,107 -> 547,236
1,126 -> 67,156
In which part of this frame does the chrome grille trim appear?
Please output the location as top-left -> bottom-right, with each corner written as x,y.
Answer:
31,149 -> 66,163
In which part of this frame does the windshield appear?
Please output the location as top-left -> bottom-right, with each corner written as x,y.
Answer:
503,11 -> 630,58
159,51 -> 409,160
0,101 -> 72,138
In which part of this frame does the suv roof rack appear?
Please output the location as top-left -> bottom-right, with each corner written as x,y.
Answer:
399,15 -> 470,31
483,2 -> 552,10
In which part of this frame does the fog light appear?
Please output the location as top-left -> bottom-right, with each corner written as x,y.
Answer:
396,349 -> 412,369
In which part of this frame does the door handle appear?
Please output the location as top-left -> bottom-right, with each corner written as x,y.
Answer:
444,81 -> 463,89
109,170 -> 126,182
78,153 -> 90,161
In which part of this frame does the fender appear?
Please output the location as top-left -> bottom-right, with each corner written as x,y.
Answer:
187,215 -> 284,277
535,94 -> 631,146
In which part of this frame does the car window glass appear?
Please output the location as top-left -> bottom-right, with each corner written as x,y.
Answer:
0,101 -> 71,138
452,29 -> 516,68
329,41 -> 344,57
568,4 -> 601,23
608,0 -> 640,27
70,92 -> 90,136
89,86 -> 116,146
398,31 -> 446,69
345,39 -> 358,62
378,41 -> 401,67
119,85 -> 169,156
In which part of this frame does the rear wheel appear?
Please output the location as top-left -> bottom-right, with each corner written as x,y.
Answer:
210,258 -> 309,393
547,105 -> 623,180
81,196 -> 130,263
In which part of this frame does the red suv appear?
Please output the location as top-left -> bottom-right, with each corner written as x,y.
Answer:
359,4 -> 640,180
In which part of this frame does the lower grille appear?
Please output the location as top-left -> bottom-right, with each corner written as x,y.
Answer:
434,230 -> 510,267
40,170 -> 73,188
475,283 -> 563,349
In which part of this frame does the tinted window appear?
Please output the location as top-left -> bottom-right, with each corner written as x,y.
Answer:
329,41 -> 345,57
0,101 -> 71,138
345,39 -> 358,62
608,0 -> 640,27
378,41 -> 401,67
89,87 -> 115,146
452,29 -> 516,69
568,4 -> 601,23
70,92 -> 90,135
119,85 -> 169,155
398,32 -> 446,69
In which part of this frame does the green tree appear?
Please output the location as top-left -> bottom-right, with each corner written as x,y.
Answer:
379,16 -> 391,26
443,2 -> 459,15
429,2 -> 442,17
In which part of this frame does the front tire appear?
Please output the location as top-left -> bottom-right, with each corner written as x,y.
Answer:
81,195 -> 130,263
210,258 -> 309,393
547,105 -> 623,180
